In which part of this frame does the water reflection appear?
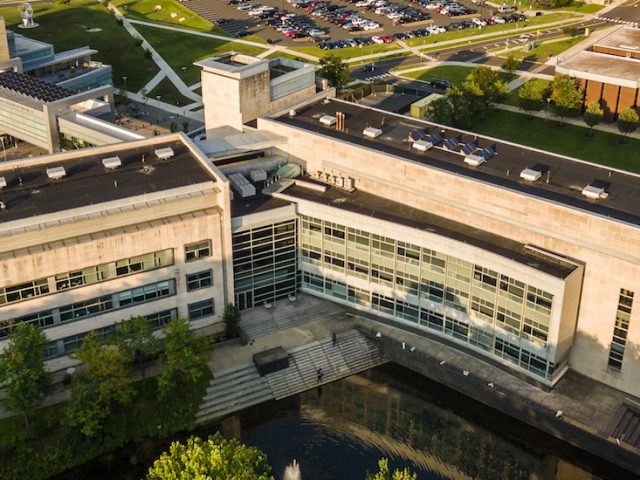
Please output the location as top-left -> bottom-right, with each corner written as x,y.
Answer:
240,365 -> 624,480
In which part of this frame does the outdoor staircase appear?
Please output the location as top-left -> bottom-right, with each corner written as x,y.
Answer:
196,364 -> 274,423
195,330 -> 388,422
239,303 -> 344,341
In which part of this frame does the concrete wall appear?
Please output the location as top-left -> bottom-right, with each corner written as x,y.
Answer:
258,116 -> 640,397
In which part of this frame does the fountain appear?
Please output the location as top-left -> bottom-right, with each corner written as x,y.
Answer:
283,459 -> 301,480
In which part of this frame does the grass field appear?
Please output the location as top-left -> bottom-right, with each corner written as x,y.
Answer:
502,78 -> 550,107
112,0 -> 217,31
0,0 -> 159,91
498,35 -> 588,61
405,13 -> 578,47
148,77 -> 196,106
401,65 -> 515,86
470,110 -> 640,171
294,41 -> 401,59
500,0 -> 602,14
136,24 -> 269,85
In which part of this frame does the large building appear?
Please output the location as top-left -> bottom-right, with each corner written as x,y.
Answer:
0,134 -> 232,371
557,26 -> 640,121
1,52 -> 639,406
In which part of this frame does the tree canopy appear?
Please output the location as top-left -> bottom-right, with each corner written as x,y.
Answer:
617,107 -> 639,142
518,79 -> 549,117
319,54 -> 350,89
114,316 -> 160,389
367,459 -> 417,480
0,322 -> 51,427
550,76 -> 582,120
146,433 -> 274,480
583,101 -> 603,137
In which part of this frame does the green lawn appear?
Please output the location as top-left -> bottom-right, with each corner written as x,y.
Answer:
294,41 -> 401,60
401,65 -> 515,86
500,0 -> 602,13
503,78 -> 550,107
498,35 -> 588,62
406,13 -> 578,47
0,0 -> 158,91
136,24 -> 269,85
112,0 -> 217,31
470,110 -> 640,171
148,77 -> 196,107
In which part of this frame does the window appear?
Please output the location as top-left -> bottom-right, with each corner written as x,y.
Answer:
608,289 -> 634,371
185,240 -> 212,262
189,299 -> 215,320
187,270 -> 213,291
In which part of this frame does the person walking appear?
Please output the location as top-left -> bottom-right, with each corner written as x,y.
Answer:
331,332 -> 337,347
317,367 -> 324,383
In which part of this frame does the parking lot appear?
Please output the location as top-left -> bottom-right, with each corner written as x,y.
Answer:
185,0 -> 522,47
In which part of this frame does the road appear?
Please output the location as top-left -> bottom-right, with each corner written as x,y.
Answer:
349,17 -> 613,81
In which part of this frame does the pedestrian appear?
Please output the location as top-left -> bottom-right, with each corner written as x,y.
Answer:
331,331 -> 337,347
317,367 -> 324,383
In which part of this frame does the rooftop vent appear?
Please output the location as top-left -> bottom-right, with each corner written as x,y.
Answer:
102,156 -> 122,170
155,147 -> 174,160
582,181 -> 609,200
520,168 -> 542,182
0,176 -> 6,189
319,115 -> 336,127
46,166 -> 66,180
363,127 -> 383,139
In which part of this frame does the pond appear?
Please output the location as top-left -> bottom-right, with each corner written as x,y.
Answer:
55,364 -> 637,480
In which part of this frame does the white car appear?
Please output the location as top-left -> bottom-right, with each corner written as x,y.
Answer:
371,35 -> 384,44
237,2 -> 253,10
472,17 -> 487,27
491,15 -> 506,23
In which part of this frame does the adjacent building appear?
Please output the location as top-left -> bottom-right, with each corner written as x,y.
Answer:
557,26 -> 640,121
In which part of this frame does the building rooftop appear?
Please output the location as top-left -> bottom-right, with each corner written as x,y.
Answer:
278,179 -> 578,278
0,70 -> 76,103
274,99 -> 640,226
557,50 -> 640,87
0,138 -> 215,223
593,26 -> 640,56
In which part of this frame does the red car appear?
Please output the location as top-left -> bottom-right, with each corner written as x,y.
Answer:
380,35 -> 393,43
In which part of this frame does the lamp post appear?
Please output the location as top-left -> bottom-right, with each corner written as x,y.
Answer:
156,95 -> 162,124
546,97 -> 551,121
122,75 -> 128,111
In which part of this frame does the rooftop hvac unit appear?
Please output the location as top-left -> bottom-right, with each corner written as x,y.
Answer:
250,169 -> 267,182
289,109 -> 297,117
46,166 -> 66,180
582,184 -> 608,200
155,147 -> 174,160
464,154 -> 485,167
412,140 -> 433,152
228,173 -> 256,198
0,176 -> 6,189
520,168 -> 542,182
344,177 -> 354,190
102,156 -> 122,170
363,127 -> 383,139
319,115 -> 336,127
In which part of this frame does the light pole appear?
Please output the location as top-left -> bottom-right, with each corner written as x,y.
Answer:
156,95 -> 162,124
122,75 -> 128,110
546,98 -> 551,121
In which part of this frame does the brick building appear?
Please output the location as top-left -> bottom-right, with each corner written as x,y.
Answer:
556,27 -> 640,122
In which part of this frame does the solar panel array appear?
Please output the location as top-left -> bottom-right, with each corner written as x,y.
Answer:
0,71 -> 76,103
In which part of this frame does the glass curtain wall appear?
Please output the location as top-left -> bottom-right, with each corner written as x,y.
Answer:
232,220 -> 298,310
300,215 -> 559,381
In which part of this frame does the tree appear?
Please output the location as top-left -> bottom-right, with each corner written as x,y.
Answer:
367,459 -> 417,480
157,319 -> 209,399
617,107 -> 639,143
223,303 -> 241,340
583,101 -> 603,137
461,80 -> 487,120
465,66 -> 508,108
427,95 -> 453,125
319,54 -> 350,89
448,86 -> 473,128
518,79 -> 548,117
0,322 -> 51,427
114,316 -> 159,391
501,54 -> 519,77
550,76 -> 582,122
65,332 -> 134,437
563,26 -> 579,38
146,433 -> 274,480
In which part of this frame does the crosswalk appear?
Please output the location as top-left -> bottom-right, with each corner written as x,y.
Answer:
364,72 -> 392,82
595,15 -> 640,28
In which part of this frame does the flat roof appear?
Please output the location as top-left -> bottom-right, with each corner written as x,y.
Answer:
274,99 -> 640,226
557,50 -> 640,85
0,71 -> 76,103
280,180 -> 578,278
0,138 -> 215,223
594,27 -> 640,53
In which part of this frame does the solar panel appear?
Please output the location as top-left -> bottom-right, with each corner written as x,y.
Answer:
0,71 -> 76,103
461,141 -> 478,156
426,132 -> 443,146
443,136 -> 461,151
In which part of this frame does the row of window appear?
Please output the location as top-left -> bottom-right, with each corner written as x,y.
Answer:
303,271 -> 558,380
301,215 -> 554,344
608,288 -> 634,371
0,241 -> 213,308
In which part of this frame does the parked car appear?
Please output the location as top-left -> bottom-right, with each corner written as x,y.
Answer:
371,35 -> 384,43
430,78 -> 453,90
